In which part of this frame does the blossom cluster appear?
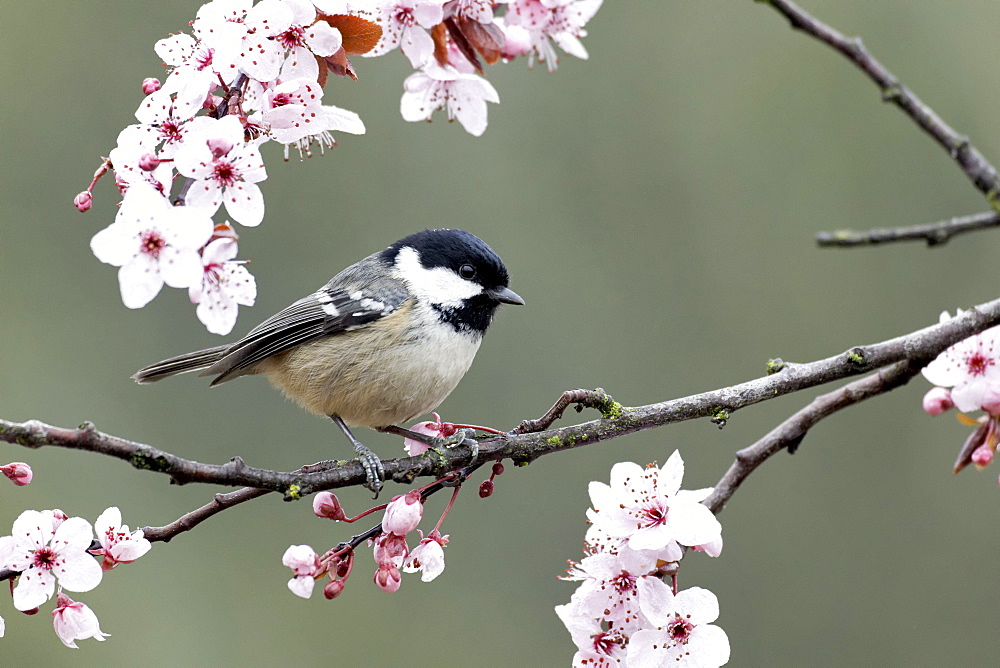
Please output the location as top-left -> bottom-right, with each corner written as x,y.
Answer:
0,507 -> 151,648
283,488 -> 449,599
80,0 -> 602,335
921,309 -> 1000,479
556,451 -> 730,667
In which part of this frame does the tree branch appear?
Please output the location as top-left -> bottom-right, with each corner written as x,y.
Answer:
815,211 -> 1000,248
704,358 -> 924,515
4,296 -> 1000,506
764,0 -> 1000,209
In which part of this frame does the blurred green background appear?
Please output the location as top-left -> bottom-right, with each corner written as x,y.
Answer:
3,1 -> 1000,665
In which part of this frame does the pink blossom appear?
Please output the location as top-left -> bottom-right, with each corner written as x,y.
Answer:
587,452 -> 722,552
93,507 -> 151,571
402,531 -> 447,582
174,116 -> 268,227
1,462 -> 33,486
189,238 -> 257,335
403,419 -> 449,456
691,535 -> 724,558
373,532 -> 409,566
504,0 -> 602,71
52,592 -> 110,649
628,583 -> 730,668
555,600 -> 631,666
90,183 -> 213,309
382,491 -> 423,536
1,510 -> 103,611
922,313 -> 1000,413
365,1 -> 444,67
400,64 -> 500,136
282,544 -> 320,598
561,548 -> 663,629
73,191 -> 93,213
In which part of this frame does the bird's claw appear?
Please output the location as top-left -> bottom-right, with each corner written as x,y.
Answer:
431,428 -> 478,465
355,444 -> 385,498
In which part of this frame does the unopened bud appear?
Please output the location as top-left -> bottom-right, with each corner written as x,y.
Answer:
922,387 -> 954,416
491,461 -> 505,477
313,491 -> 347,521
141,78 -> 161,94
323,580 -> 345,599
206,137 -> 234,159
138,153 -> 161,171
971,443 -> 994,470
1,462 -> 33,486
73,191 -> 93,212
478,479 -> 494,498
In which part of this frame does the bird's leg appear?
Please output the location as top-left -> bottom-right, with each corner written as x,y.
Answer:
330,415 -> 385,497
378,425 -> 479,465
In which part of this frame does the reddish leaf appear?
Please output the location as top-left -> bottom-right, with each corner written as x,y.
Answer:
459,17 -> 504,65
320,48 -> 358,81
444,17 -> 483,74
318,14 -> 382,56
431,23 -> 449,68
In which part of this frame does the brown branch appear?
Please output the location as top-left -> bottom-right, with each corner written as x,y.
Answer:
816,211 -> 1000,248
5,295 -> 1000,504
704,358 -> 924,515
764,0 -> 1000,209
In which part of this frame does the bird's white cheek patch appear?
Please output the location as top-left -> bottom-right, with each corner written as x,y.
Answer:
394,247 -> 483,308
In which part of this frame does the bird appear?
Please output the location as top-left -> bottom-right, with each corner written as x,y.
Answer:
132,228 -> 523,494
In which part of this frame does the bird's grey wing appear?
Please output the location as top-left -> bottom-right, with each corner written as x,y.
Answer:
202,284 -> 404,385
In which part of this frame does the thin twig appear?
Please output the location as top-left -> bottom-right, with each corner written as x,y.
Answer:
816,211 -> 1000,248
765,0 -> 1000,209
704,359 -> 923,515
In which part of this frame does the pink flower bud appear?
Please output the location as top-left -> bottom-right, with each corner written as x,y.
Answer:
52,593 -> 110,648
971,443 -> 994,469
373,533 -> 408,565
1,462 -> 32,486
323,580 -> 345,599
922,387 -> 954,416
382,491 -> 423,536
73,191 -> 93,212
141,78 -> 161,94
404,421 -> 442,456
313,491 -> 346,520
206,137 -> 235,159
374,562 -> 402,593
138,153 -> 161,171
478,479 -> 495,498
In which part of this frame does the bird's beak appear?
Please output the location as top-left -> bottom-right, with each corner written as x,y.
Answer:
489,286 -> 525,305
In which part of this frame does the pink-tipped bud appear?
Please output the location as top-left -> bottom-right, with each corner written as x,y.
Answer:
478,479 -> 494,498
1,462 -> 33,486
382,491 -> 423,537
141,78 -> 161,95
313,491 -> 346,521
73,191 -> 93,212
374,562 -> 402,593
323,580 -> 345,599
138,153 -> 161,171
922,387 -> 954,416
206,137 -> 234,159
971,443 -> 994,470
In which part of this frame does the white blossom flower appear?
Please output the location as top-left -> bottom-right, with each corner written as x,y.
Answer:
366,1 -> 444,67
189,237 -> 257,335
282,544 -> 320,598
52,593 -> 111,649
400,64 -> 499,136
555,600 -> 631,667
562,547 -> 663,629
94,507 -> 152,570
504,0 -> 602,71
1,510 -> 103,611
628,582 -> 730,667
587,452 -> 722,552
174,115 -> 268,227
922,311 -> 1000,413
91,183 -> 213,308
382,491 -> 423,536
402,531 -> 447,582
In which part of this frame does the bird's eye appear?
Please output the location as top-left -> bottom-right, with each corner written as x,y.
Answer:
459,264 -> 476,280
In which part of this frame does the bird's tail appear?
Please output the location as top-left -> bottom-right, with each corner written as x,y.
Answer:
132,345 -> 230,384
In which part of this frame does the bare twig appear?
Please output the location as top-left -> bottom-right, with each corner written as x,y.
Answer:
704,359 -> 924,515
816,211 -> 1000,248
765,0 -> 1000,209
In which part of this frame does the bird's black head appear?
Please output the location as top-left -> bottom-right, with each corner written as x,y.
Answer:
381,229 -> 524,334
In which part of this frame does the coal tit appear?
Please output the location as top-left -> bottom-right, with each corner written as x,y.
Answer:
133,229 -> 523,494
